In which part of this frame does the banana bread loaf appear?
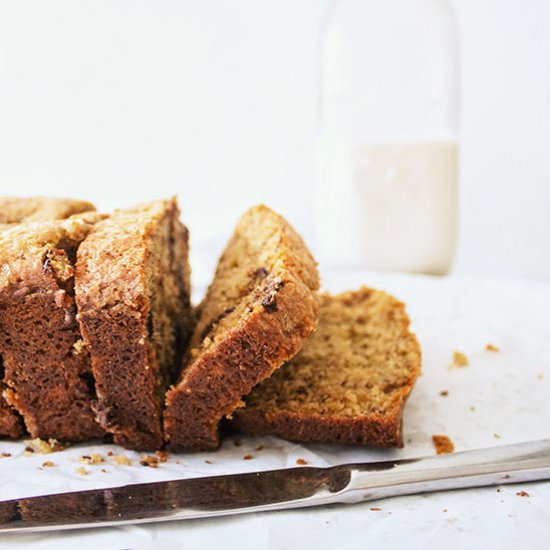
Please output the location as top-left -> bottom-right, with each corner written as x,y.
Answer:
164,205 -> 319,451
230,288 -> 421,447
75,198 -> 193,450
0,218 -> 104,440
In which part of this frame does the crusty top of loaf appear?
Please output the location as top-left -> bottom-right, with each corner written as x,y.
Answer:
0,218 -> 95,293
0,197 -> 95,224
75,198 -> 184,312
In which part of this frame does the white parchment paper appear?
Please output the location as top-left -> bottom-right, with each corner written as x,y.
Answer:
1,270 -> 549,549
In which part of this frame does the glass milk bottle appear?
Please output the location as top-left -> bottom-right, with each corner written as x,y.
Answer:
316,0 -> 459,275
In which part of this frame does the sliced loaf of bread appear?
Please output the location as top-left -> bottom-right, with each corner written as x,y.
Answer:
230,287 -> 421,447
75,198 -> 193,450
0,217 -> 104,440
164,205 -> 319,451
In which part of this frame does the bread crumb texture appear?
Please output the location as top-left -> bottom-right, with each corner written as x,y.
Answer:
452,351 -> 469,367
432,434 -> 455,455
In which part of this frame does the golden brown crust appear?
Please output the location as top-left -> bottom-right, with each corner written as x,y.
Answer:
0,197 -> 95,224
76,198 -> 193,450
230,287 -> 421,448
164,205 -> 320,451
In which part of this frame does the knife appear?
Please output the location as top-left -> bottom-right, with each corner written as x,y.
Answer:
1,439 -> 549,533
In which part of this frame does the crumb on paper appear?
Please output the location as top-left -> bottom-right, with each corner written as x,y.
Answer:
155,450 -> 169,463
24,438 -> 64,455
469,406 -> 476,412
75,467 -> 89,476
370,507 -> 382,512
80,453 -> 105,465
112,455 -> 132,466
493,433 -> 501,439
432,435 -> 455,455
516,491 -> 529,497
42,460 -> 55,468
439,390 -> 449,397
537,373 -> 544,380
205,459 -> 213,464
1,452 -> 11,458
452,351 -> 469,367
101,468 -> 109,473
255,445 -> 266,451
296,458 -> 308,465
233,439 -> 242,447
107,451 -> 114,457
485,343 -> 500,352
243,454 -> 253,460
139,455 -> 160,468
443,509 -> 448,513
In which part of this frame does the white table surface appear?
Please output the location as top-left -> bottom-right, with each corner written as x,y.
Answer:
1,269 -> 549,550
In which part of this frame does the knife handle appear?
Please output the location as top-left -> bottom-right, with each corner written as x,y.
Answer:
343,439 -> 550,503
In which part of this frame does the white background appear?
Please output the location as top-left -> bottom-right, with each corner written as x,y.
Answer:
1,0 -> 549,281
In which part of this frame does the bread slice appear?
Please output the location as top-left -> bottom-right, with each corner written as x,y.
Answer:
164,205 -> 320,451
230,288 -> 421,447
75,198 -> 193,450
0,196 -> 95,224
0,217 -> 104,441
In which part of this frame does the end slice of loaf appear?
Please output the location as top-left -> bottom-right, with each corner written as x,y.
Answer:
0,217 -> 104,441
75,198 -> 193,450
230,288 -> 421,447
164,205 -> 320,452
0,196 -> 95,224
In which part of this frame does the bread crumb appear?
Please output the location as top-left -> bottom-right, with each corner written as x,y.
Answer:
537,373 -> 544,380
112,455 -> 132,466
452,351 -> 469,367
516,491 -> 529,497
80,453 -> 105,465
139,455 -> 160,468
205,459 -> 213,464
432,435 -> 455,455
370,507 -> 382,511
42,461 -> 55,468
155,450 -> 169,463
101,468 -> 109,473
255,445 -> 266,451
1,452 -> 11,458
439,390 -> 449,397
75,467 -> 89,476
296,458 -> 308,465
243,454 -> 253,460
485,343 -> 500,352
107,450 -> 114,456
24,438 -> 64,454
469,406 -> 476,412
71,338 -> 88,356
493,433 -> 501,439
443,509 -> 448,513
233,439 -> 242,447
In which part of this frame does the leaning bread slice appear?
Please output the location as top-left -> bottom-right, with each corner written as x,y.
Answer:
230,288 -> 421,447
75,198 -> 193,450
164,205 -> 320,452
0,196 -> 95,224
0,217 -> 104,441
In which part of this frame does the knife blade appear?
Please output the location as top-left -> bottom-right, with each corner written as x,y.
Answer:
1,439 -> 549,533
